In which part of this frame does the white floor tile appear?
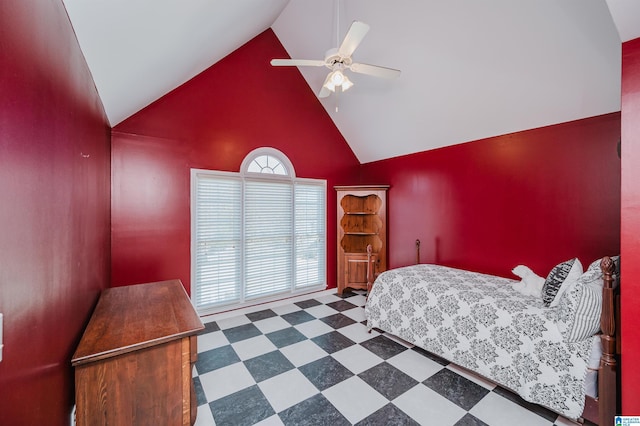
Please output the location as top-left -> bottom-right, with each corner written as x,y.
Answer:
254,414 -> 285,426
305,304 -> 339,319
194,404 -> 216,426
271,304 -> 301,315
387,349 -> 445,382
348,294 -> 368,307
199,362 -> 256,402
315,294 -> 343,304
294,318 -> 334,338
197,330 -> 230,353
279,339 -> 327,367
336,322 -> 379,343
215,315 -> 250,330
331,344 -> 384,375
470,392 -> 554,426
232,335 -> 278,361
554,415 -> 581,425
259,369 -> 319,412
393,384 -> 466,426
323,376 -> 388,424
341,306 -> 366,322
253,316 -> 291,334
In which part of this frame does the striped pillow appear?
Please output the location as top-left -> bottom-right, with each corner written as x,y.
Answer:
557,256 -> 619,343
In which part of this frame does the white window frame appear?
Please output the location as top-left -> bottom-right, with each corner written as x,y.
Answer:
191,148 -> 326,315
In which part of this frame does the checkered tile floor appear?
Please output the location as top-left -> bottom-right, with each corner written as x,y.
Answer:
193,291 -> 583,426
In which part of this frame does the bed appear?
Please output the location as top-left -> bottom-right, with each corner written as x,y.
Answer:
364,247 -> 619,425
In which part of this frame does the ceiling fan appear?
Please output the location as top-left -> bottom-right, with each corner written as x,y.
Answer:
270,21 -> 401,98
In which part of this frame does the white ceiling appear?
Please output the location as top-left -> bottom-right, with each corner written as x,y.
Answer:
63,0 -> 639,164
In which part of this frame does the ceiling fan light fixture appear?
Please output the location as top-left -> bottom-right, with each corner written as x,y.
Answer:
324,70 -> 353,92
341,75 -> 354,91
330,70 -> 345,85
323,80 -> 336,92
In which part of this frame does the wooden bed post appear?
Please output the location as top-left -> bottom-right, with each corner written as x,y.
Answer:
599,256 -> 617,426
415,239 -> 421,264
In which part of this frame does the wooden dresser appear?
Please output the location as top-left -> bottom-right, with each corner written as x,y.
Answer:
72,280 -> 204,426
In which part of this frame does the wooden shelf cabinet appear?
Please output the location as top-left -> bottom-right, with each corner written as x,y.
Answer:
72,280 -> 204,426
335,185 -> 388,294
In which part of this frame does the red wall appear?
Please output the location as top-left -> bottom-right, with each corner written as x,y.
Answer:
360,113 -> 621,278
621,37 -> 640,414
0,1 -> 111,425
112,29 -> 360,291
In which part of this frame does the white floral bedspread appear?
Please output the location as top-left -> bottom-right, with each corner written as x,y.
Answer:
364,264 -> 596,419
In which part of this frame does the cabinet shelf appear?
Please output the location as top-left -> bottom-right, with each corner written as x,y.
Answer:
344,232 -> 378,236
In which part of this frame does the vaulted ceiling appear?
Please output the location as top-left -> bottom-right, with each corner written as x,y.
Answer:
63,0 -> 640,163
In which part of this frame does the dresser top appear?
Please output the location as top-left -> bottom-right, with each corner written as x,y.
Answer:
72,279 -> 204,366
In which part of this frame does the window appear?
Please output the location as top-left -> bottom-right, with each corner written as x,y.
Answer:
191,148 -> 326,314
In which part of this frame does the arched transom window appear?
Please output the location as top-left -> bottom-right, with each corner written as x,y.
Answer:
241,147 -> 296,177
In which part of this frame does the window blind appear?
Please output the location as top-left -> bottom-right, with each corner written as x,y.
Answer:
295,181 -> 326,289
193,173 -> 242,308
192,167 -> 326,313
244,179 -> 293,299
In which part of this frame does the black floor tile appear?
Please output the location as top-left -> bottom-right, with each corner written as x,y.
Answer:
295,298 -> 322,309
455,413 -> 490,426
334,291 -> 358,299
281,310 -> 316,325
411,345 -> 450,365
311,331 -> 355,353
423,368 -> 489,411
196,345 -> 240,374
360,335 -> 408,360
193,376 -> 207,407
244,350 -> 295,383
492,386 -> 558,422
326,300 -> 358,312
210,385 -> 275,426
245,309 -> 277,322
266,326 -> 307,348
278,393 -> 350,426
358,362 -> 418,400
200,321 -> 220,334
222,323 -> 262,343
298,356 -> 354,391
319,313 -> 357,329
355,403 -> 421,426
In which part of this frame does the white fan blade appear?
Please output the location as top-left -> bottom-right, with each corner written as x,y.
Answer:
270,59 -> 325,67
350,62 -> 401,79
338,21 -> 370,58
